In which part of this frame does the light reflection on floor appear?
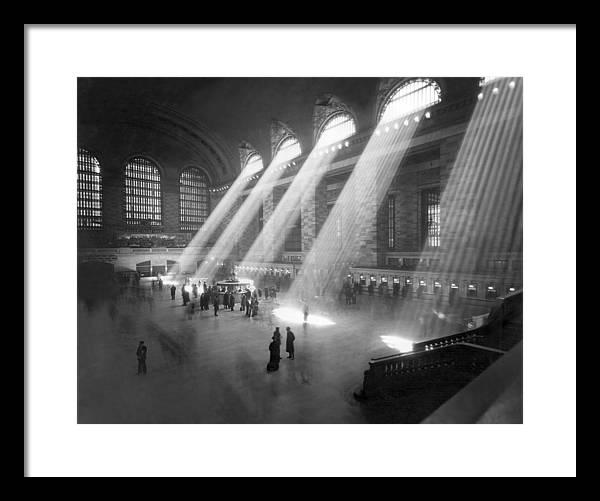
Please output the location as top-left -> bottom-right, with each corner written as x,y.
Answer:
272,307 -> 336,326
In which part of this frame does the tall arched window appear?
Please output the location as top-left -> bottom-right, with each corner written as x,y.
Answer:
272,136 -> 301,166
480,76 -> 501,86
124,156 -> 162,226
244,152 -> 264,176
180,167 -> 209,232
316,112 -> 356,147
77,148 -> 102,229
379,79 -> 441,123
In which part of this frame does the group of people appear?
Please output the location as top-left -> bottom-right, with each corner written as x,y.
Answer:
267,326 -> 295,372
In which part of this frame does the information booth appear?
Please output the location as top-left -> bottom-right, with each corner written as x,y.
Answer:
216,279 -> 255,303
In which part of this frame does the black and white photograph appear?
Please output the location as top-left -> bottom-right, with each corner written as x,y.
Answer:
76,75 -> 523,425
25,25 -> 576,477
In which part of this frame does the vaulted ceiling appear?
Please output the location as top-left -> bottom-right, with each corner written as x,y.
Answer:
78,77 -> 479,183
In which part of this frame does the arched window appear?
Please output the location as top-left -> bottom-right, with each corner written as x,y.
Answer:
316,112 -> 356,147
379,79 -> 441,123
480,76 -> 501,86
180,167 -> 209,232
77,148 -> 102,229
244,152 -> 264,176
124,156 -> 162,226
272,136 -> 301,166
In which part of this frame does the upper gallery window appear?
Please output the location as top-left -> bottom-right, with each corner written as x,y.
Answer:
244,152 -> 264,176
124,156 -> 162,226
272,136 -> 301,166
77,148 -> 102,229
180,167 -> 209,232
316,112 -> 356,147
379,79 -> 441,123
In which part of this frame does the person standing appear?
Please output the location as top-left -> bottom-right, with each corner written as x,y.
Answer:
136,341 -> 147,375
213,295 -> 219,316
285,327 -> 295,360
303,303 -> 309,323
273,327 -> 282,346
170,284 -> 176,300
192,283 -> 198,299
240,293 -> 246,312
229,292 -> 235,311
267,337 -> 280,372
223,291 -> 229,310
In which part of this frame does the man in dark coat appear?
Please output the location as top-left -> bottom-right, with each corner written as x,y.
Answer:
170,284 -> 176,300
223,291 -> 229,310
267,338 -> 280,372
213,295 -> 219,316
285,327 -> 295,360
229,292 -> 235,311
136,341 -> 147,375
240,294 -> 246,312
303,303 -> 309,323
272,327 -> 282,345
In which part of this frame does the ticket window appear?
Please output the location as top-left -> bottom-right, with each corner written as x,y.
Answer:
433,280 -> 442,295
486,284 -> 498,300
393,277 -> 400,296
506,285 -> 517,295
402,278 -> 412,297
417,279 -> 426,298
380,276 -> 388,295
359,275 -> 366,286
449,282 -> 459,305
467,283 -> 478,298
369,276 -> 377,295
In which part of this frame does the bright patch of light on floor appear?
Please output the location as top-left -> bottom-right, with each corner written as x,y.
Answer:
380,336 -> 414,353
272,307 -> 336,326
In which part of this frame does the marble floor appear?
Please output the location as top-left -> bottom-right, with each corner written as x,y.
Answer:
77,287 -> 491,424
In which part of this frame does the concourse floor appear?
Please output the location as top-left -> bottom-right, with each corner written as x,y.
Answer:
77,288 -> 490,424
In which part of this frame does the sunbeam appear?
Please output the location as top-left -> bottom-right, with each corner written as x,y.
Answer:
287,112 -> 421,303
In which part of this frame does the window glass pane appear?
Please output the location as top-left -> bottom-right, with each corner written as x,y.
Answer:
422,188 -> 440,248
317,112 -> 356,147
273,136 -> 301,166
388,196 -> 395,248
180,167 -> 209,232
244,153 -> 264,176
77,148 -> 102,229
124,157 -> 162,226
380,79 -> 441,123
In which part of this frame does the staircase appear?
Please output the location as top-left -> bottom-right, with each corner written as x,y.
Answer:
354,290 -> 522,405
